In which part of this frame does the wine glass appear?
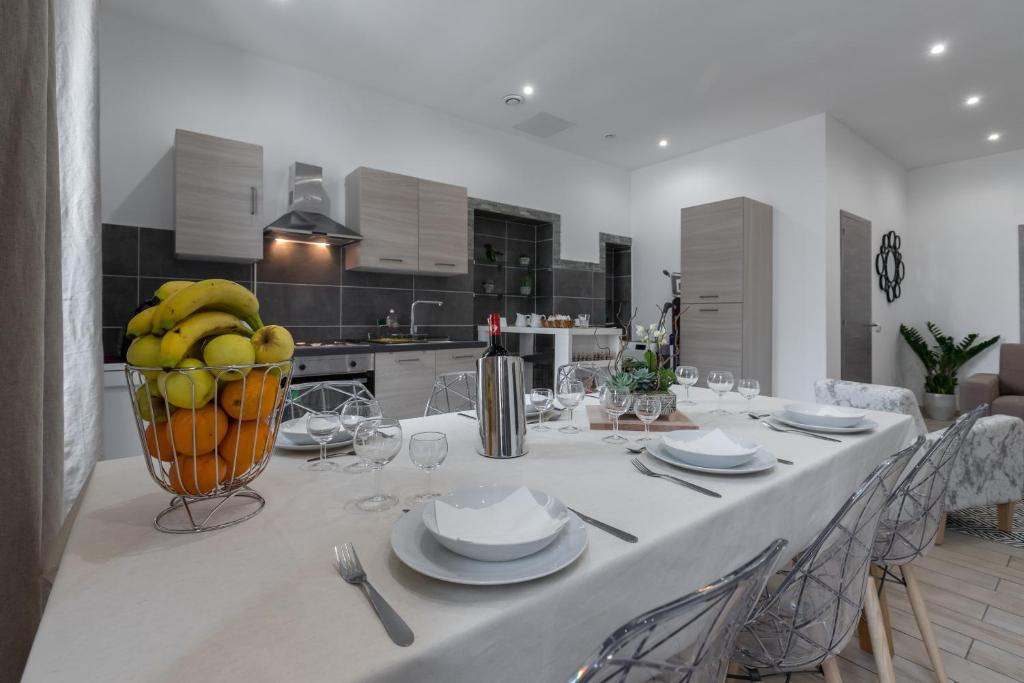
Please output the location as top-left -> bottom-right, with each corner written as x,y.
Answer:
353,418 -> 403,512
530,388 -> 554,431
556,380 -> 585,434
738,378 -> 761,415
707,370 -> 735,415
675,366 -> 699,406
340,399 -> 383,474
633,395 -> 661,443
408,431 -> 448,503
599,386 -> 632,444
304,411 -> 341,471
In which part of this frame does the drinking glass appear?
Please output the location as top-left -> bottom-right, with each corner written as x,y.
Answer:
304,411 -> 341,471
675,366 -> 699,406
408,431 -> 448,503
599,386 -> 632,444
353,418 -> 403,512
557,380 -> 585,434
530,388 -> 554,431
633,395 -> 661,443
707,370 -> 735,415
340,399 -> 383,474
738,378 -> 761,415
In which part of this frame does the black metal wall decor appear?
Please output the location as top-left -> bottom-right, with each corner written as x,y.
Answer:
875,230 -> 905,303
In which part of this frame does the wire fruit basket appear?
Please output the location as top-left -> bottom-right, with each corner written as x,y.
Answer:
125,360 -> 294,533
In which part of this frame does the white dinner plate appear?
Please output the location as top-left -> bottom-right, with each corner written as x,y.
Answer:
646,440 -> 776,475
278,415 -> 354,446
771,411 -> 878,434
391,504 -> 588,585
660,429 -> 759,468
273,432 -> 353,452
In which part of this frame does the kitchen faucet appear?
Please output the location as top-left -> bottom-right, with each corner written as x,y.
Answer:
410,300 -> 443,336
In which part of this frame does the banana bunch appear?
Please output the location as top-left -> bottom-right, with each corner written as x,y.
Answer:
126,279 -> 263,339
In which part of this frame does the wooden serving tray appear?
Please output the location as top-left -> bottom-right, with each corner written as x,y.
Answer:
586,404 -> 698,432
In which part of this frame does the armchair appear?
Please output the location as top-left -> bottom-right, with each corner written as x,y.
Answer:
961,343 -> 1024,419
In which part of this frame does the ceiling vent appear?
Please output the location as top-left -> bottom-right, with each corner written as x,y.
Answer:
513,112 -> 575,138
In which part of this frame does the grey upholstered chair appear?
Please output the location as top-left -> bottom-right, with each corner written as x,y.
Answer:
731,439 -> 922,683
424,371 -> 477,416
570,539 -> 787,683
961,342 -> 1024,420
814,378 -> 927,440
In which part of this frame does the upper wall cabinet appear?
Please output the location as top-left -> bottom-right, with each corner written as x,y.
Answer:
344,167 -> 468,275
174,129 -> 263,263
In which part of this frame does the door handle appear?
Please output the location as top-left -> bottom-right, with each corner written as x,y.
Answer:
435,262 -> 456,267
396,358 -> 421,363
379,257 -> 405,263
250,186 -> 257,215
699,308 -> 719,312
697,295 -> 719,299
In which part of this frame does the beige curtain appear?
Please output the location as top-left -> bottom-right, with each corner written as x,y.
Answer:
0,0 -> 67,680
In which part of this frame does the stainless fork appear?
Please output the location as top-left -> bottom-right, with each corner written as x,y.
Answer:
334,543 -> 414,646
630,458 -> 722,498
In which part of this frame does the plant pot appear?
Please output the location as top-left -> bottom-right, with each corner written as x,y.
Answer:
482,282 -> 495,294
518,256 -> 531,266
519,286 -> 531,296
636,390 -> 677,417
923,392 -> 957,421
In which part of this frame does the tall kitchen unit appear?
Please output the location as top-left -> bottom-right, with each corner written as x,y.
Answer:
679,197 -> 772,394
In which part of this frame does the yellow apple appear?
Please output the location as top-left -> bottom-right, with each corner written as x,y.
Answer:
126,334 -> 162,379
203,333 -> 255,380
134,384 -> 169,422
251,325 -> 295,364
158,358 -> 215,409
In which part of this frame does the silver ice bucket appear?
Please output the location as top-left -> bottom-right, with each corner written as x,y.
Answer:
476,355 -> 528,458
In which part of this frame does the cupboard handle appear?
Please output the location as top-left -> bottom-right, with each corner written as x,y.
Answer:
250,187 -> 257,215
451,354 -> 475,360
379,257 -> 405,263
396,358 -> 421,363
697,295 -> 718,299
435,262 -> 456,267
699,308 -> 720,312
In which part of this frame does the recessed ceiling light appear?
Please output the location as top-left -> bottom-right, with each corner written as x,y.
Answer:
522,84 -> 534,96
658,139 -> 669,147
964,95 -> 981,106
988,132 -> 1001,141
929,42 -> 947,56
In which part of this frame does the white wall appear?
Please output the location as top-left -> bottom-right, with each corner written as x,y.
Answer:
98,10 -> 629,263
630,116 -> 828,400
908,147 -> 1024,377
825,117 -> 910,388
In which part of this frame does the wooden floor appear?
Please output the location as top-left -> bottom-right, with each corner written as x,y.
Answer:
785,529 -> 1024,682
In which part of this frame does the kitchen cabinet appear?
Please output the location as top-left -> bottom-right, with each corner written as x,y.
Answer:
174,129 -> 263,263
434,347 -> 479,377
679,197 -> 772,392
344,167 -> 468,275
373,350 -> 437,419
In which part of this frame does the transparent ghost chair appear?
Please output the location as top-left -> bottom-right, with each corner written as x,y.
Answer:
569,538 -> 788,683
424,371 -> 477,416
557,363 -> 612,394
283,380 -> 376,421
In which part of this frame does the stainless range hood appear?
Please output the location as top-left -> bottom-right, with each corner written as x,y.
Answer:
264,162 -> 362,246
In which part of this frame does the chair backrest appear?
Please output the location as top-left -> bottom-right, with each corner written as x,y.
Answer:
283,380 -> 375,421
557,363 -> 611,393
424,371 -> 477,416
874,404 -> 986,565
734,439 -> 921,672
1000,343 -> 1024,396
570,539 -> 788,683
814,378 -> 927,439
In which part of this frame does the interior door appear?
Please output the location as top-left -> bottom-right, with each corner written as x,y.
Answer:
840,211 -> 872,383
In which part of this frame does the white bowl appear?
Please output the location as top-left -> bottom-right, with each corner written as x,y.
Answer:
660,429 -> 760,469
422,485 -> 569,562
783,403 -> 867,429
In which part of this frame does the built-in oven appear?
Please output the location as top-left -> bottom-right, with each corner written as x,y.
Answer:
290,353 -> 375,395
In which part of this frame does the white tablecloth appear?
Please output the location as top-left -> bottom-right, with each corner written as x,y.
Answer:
24,388 -> 914,682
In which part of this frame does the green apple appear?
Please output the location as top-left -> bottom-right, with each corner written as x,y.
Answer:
251,325 -> 295,364
134,384 -> 168,422
126,334 -> 162,379
159,358 -> 215,409
203,333 -> 255,380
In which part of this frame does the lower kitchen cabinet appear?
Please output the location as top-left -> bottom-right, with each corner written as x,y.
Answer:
373,350 -> 437,419
434,347 -> 479,376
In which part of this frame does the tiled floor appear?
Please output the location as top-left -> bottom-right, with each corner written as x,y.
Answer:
786,529 -> 1024,682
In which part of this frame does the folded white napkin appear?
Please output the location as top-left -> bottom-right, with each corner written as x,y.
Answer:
433,487 -> 567,545
664,429 -> 757,457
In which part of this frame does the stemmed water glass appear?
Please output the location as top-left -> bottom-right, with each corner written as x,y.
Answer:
599,386 -> 632,444
707,370 -> 735,415
340,399 -> 383,474
738,378 -> 761,415
675,366 -> 699,406
633,395 -> 661,443
304,411 -> 341,471
353,418 -> 403,512
408,431 -> 448,503
530,388 -> 554,431
557,380 -> 585,434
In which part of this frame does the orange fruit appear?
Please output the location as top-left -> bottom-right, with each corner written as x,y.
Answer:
167,453 -> 229,496
170,404 -> 229,456
219,370 -> 282,421
219,420 -> 273,476
144,422 -> 176,462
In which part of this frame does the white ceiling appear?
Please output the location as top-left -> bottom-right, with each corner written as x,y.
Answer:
101,0 -> 1024,170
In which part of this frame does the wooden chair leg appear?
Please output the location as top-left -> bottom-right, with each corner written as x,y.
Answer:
857,565 -> 893,654
822,656 -> 843,683
997,502 -> 1016,532
934,512 -> 947,545
863,575 -> 897,683
902,564 -> 948,682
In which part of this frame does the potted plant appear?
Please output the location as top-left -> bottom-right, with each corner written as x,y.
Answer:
518,253 -> 531,266
605,324 -> 677,416
483,243 -> 503,265
519,275 -> 532,296
900,322 -> 1000,420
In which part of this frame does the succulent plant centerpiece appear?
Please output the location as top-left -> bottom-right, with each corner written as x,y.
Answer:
605,323 -> 677,416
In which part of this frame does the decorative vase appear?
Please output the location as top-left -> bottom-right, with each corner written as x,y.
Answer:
637,390 -> 676,417
519,286 -> 531,296
923,392 -> 956,421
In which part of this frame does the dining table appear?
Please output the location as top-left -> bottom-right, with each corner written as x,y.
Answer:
22,387 -> 915,683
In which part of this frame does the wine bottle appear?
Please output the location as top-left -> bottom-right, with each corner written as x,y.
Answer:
482,313 -> 508,357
